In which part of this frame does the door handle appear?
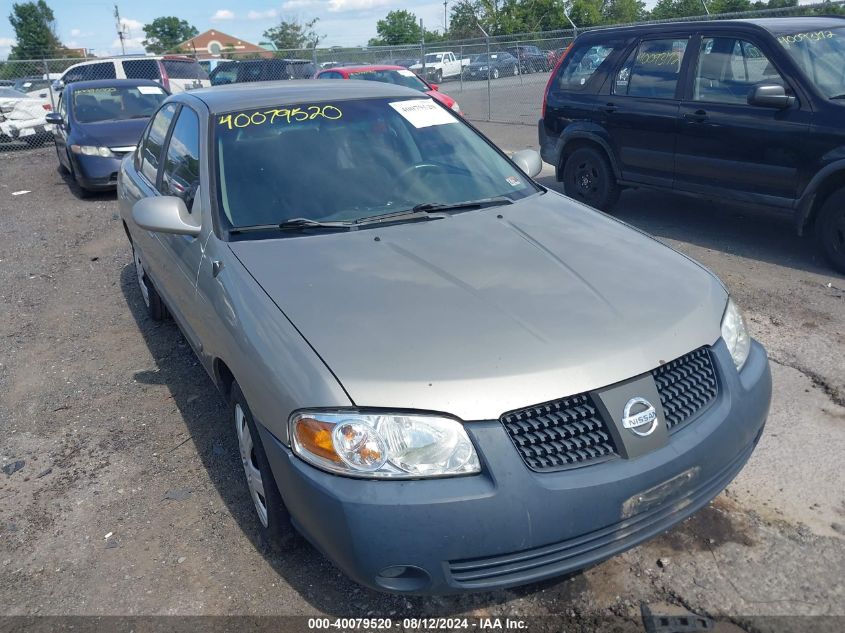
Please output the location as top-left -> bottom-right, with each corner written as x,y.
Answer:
684,109 -> 708,123
601,103 -> 617,113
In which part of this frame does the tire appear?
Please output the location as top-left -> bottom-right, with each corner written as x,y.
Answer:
492,68 -> 500,80
132,244 -> 167,321
435,69 -> 442,83
513,64 -> 519,76
562,146 -> 620,211
56,147 -> 69,175
814,188 -> 845,274
230,382 -> 295,549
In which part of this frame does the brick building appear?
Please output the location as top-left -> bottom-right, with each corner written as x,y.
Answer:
178,29 -> 272,59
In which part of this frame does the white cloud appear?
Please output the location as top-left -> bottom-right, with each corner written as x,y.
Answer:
111,35 -> 146,53
211,9 -> 235,21
0,37 -> 16,47
327,0 -> 390,11
282,0 -> 320,8
120,17 -> 144,33
70,28 -> 81,37
248,9 -> 278,20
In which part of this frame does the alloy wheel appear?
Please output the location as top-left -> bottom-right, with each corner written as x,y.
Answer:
235,403 -> 269,528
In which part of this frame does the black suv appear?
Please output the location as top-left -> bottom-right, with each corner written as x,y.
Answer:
210,59 -> 317,85
539,17 -> 845,273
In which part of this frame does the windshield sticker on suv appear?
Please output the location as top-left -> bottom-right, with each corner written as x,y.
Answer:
389,99 -> 456,128
777,31 -> 834,47
217,105 -> 343,129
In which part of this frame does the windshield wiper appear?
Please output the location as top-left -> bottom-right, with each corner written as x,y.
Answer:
230,217 -> 353,234
357,196 -> 514,226
830,94 -> 845,100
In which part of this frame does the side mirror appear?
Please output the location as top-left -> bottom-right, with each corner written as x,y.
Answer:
132,196 -> 200,237
51,79 -> 65,92
429,83 -> 439,91
748,83 -> 795,109
45,112 -> 63,125
510,149 -> 543,178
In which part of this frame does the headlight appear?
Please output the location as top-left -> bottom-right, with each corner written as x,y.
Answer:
721,298 -> 750,370
451,101 -> 461,112
71,145 -> 114,158
290,411 -> 481,479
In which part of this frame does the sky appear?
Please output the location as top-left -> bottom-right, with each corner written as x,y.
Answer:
0,0 -> 457,59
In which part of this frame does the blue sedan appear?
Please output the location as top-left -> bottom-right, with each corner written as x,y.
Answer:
47,79 -> 168,193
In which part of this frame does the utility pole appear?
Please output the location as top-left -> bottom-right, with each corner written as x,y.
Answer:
114,4 -> 127,55
443,0 -> 448,34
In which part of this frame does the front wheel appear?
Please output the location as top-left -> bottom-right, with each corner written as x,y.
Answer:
231,382 -> 296,549
513,64 -> 519,76
815,188 -> 845,274
435,69 -> 442,83
562,146 -> 620,211
492,68 -> 500,80
132,245 -> 167,320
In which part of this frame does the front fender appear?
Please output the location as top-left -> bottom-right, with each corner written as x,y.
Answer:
795,156 -> 845,234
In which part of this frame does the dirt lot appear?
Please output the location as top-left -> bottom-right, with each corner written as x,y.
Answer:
0,143 -> 843,632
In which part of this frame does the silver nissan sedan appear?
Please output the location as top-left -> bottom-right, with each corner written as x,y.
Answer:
118,81 -> 771,594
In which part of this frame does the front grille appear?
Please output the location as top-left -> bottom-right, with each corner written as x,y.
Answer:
652,347 -> 718,431
501,393 -> 618,472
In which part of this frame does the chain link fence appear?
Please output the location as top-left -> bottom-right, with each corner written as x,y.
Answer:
1,0 -> 843,152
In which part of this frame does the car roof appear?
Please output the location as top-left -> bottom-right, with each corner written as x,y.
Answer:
180,79 -> 426,114
66,78 -> 165,91
577,16 -> 845,39
321,65 -> 408,74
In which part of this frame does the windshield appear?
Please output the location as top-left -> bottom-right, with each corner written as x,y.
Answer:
775,26 -> 845,98
474,54 -> 501,63
72,85 -> 168,123
424,54 -> 443,63
215,97 -> 537,231
348,69 -> 428,91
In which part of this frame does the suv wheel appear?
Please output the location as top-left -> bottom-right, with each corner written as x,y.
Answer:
815,188 -> 845,274
231,382 -> 296,549
562,146 -> 620,211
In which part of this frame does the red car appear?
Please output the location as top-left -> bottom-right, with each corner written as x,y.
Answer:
314,65 -> 462,115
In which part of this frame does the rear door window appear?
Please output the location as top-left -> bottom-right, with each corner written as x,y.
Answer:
615,38 -> 688,99
694,37 -> 787,104
123,59 -> 160,80
139,103 -> 178,185
555,42 -> 619,91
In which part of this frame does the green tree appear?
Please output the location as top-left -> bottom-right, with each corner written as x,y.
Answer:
369,10 -> 422,46
650,0 -> 705,20
709,0 -> 752,13
263,16 -> 322,50
602,0 -> 647,24
566,0 -> 605,28
449,0 -> 483,39
142,16 -> 199,54
8,0 -> 63,59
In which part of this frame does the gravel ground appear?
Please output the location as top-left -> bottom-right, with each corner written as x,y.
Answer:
0,143 -> 843,633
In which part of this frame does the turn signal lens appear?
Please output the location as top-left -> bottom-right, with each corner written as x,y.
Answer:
292,417 -> 341,463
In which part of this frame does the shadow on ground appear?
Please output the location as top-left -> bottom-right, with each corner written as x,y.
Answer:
117,264 -> 587,615
536,177 -> 841,279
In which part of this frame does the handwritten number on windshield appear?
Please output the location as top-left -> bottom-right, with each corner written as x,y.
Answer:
218,105 -> 343,130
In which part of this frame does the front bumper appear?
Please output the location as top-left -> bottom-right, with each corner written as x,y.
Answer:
72,153 -> 124,190
259,340 -> 771,594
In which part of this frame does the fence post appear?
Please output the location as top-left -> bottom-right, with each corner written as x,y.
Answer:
517,39 -> 523,85
43,58 -> 56,110
459,44 -> 463,92
486,35 -> 491,121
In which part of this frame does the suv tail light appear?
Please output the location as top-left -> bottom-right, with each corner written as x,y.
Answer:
158,61 -> 171,92
542,42 -> 573,119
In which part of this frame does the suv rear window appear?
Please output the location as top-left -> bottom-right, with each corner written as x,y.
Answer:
162,60 -> 208,80
555,43 -> 618,90
123,59 -> 160,80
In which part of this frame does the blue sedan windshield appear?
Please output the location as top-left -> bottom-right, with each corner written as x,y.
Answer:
73,85 -> 168,123
214,97 -> 537,229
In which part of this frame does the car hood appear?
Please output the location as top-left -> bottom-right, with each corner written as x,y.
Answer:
73,118 -> 149,147
229,192 -> 727,420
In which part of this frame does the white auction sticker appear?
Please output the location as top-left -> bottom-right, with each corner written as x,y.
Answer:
398,69 -> 416,77
389,99 -> 456,128
137,86 -> 164,95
